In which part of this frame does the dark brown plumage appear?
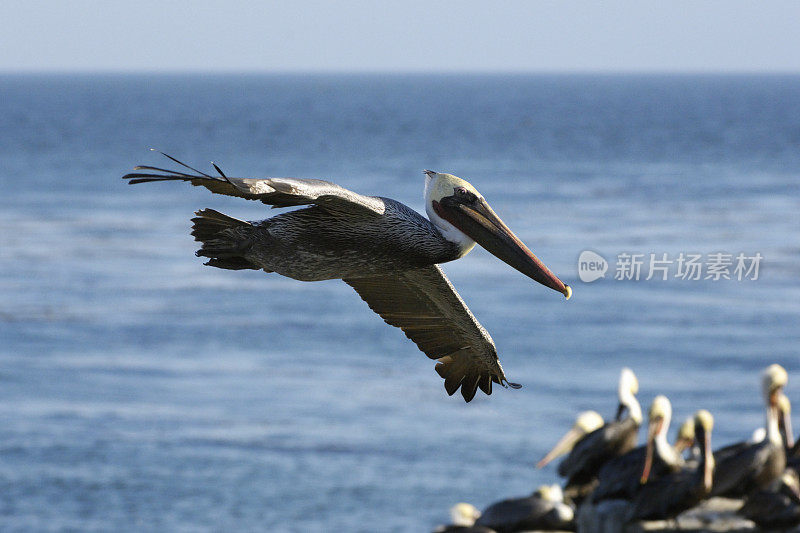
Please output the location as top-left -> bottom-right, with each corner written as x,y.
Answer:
711,435 -> 786,498
592,395 -> 681,503
711,365 -> 788,498
626,410 -> 714,522
343,267 -> 518,402
560,417 -> 639,493
739,472 -> 800,529
547,369 -> 642,502
124,153 -> 570,401
474,487 -> 574,532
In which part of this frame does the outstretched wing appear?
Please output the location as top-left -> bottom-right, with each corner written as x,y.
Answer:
344,265 -> 520,402
123,151 -> 385,217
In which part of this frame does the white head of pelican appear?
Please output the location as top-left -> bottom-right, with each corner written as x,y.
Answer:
448,502 -> 481,526
695,409 -> 716,492
536,410 -> 604,468
640,395 -> 676,483
763,363 -> 788,446
617,368 -> 642,425
424,170 -> 572,299
673,415 -> 696,455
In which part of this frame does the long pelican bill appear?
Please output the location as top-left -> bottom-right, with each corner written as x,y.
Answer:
433,195 -> 571,298
536,427 -> 583,468
640,416 -> 664,484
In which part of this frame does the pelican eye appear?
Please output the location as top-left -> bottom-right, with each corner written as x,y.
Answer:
454,187 -> 476,203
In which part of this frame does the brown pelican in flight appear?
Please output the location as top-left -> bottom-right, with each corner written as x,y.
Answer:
123,152 -> 571,402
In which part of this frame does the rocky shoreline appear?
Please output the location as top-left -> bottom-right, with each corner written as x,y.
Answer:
576,497 -> 790,533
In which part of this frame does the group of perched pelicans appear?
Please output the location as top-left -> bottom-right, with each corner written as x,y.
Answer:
438,365 -> 800,532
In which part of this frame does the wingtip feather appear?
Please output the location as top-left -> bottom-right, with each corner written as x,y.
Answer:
211,162 -> 228,178
478,375 -> 492,395
444,375 -> 463,396
460,373 -> 480,402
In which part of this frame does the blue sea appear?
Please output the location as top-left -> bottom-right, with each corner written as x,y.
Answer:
1,73 -> 799,532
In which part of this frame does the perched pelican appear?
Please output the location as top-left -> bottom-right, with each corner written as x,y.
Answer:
474,485 -> 574,532
626,410 -> 715,522
729,394 -> 793,453
739,470 -> 800,529
673,415 -> 696,457
711,364 -> 788,497
539,368 -> 642,502
639,395 -> 684,484
711,424 -> 774,469
433,503 -> 495,533
124,153 -> 570,401
592,395 -> 682,502
535,411 -> 604,469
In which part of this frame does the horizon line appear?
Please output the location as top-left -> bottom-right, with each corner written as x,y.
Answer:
2,68 -> 800,76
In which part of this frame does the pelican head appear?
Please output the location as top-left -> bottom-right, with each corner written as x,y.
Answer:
640,395 -> 673,483
693,409 -> 715,493
448,502 -> 480,526
423,170 -> 571,299
533,484 -> 564,503
648,395 -> 673,432
616,368 -> 643,425
575,410 -> 605,434
554,503 -> 575,524
695,409 -> 714,433
760,364 -> 788,446
762,363 -> 788,406
618,368 -> 639,396
533,485 -> 573,524
673,415 -> 696,454
536,410 -> 604,468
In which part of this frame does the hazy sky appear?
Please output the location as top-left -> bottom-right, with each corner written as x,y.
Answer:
2,1 -> 800,73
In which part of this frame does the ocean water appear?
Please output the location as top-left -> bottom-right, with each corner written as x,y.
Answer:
0,73 -> 799,532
